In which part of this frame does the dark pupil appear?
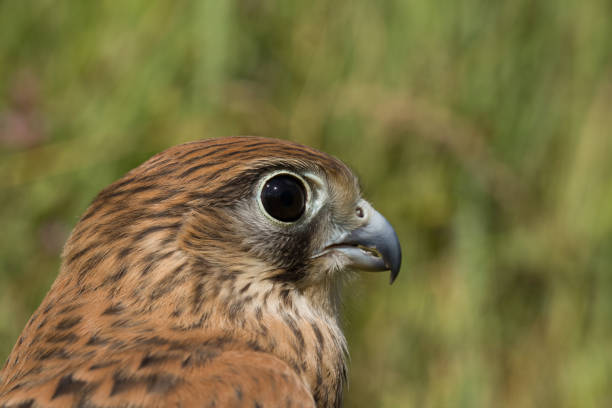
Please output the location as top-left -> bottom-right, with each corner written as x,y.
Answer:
261,175 -> 306,222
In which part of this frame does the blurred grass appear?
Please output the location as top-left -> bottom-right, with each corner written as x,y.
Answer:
1,1 -> 611,407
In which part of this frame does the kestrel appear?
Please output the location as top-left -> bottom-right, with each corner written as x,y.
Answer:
0,137 -> 401,408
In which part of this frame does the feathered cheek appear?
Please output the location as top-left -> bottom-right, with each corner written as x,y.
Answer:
178,209 -> 241,255
312,249 -> 349,274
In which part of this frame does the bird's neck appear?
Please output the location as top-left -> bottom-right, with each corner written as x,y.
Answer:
67,249 -> 347,407
54,242 -> 348,407
164,257 -> 348,407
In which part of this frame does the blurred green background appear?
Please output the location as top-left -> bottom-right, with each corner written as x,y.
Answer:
1,1 -> 611,406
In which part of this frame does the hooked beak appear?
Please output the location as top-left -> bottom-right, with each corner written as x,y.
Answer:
323,202 -> 402,284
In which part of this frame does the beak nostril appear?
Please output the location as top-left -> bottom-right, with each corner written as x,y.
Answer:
355,206 -> 364,218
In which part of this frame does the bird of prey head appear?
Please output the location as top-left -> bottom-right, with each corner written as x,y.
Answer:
0,137 -> 401,408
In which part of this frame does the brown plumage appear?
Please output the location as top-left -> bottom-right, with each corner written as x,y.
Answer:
0,137 -> 401,408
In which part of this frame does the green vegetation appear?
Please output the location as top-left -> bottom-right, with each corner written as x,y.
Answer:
1,1 -> 611,406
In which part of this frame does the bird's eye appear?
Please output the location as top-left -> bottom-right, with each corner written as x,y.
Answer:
260,174 -> 306,222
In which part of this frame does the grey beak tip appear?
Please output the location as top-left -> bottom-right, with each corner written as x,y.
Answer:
382,223 -> 401,285
387,246 -> 401,284
389,267 -> 399,284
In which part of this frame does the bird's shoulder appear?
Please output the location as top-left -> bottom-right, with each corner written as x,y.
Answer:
1,339 -> 315,408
